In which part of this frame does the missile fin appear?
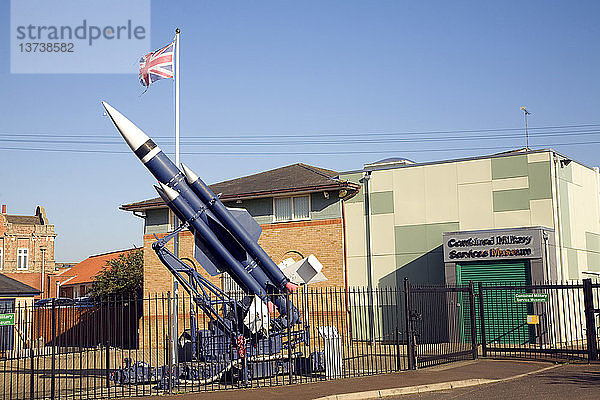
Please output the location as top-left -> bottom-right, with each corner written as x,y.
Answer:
226,207 -> 262,241
193,234 -> 223,276
205,213 -> 248,262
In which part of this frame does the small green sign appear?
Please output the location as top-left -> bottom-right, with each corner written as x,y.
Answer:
514,293 -> 549,303
0,313 -> 15,326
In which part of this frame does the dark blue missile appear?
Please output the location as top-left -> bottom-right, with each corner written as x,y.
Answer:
101,102 -> 294,291
155,183 -> 298,321
154,182 -> 268,299
181,164 -> 298,293
102,101 -> 299,322
101,101 -> 270,283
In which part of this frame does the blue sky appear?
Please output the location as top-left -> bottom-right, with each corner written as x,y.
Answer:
1,1 -> 599,262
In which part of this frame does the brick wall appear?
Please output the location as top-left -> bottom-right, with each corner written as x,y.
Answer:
140,218 -> 346,348
258,218 -> 345,288
143,230 -> 223,299
142,217 -> 345,295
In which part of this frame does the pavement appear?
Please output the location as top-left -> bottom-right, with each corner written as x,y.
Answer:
137,358 -> 582,400
396,362 -> 600,400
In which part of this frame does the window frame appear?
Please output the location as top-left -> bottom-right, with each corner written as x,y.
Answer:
17,248 -> 29,271
272,194 -> 311,223
0,247 -> 3,270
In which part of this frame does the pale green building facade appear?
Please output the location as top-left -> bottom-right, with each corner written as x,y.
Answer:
340,149 -> 600,289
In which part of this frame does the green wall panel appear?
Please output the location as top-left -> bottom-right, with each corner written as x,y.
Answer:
558,180 -> 572,248
586,232 -> 600,272
390,222 -> 459,286
370,191 -> 394,215
567,248 -> 579,279
492,188 -> 530,212
528,161 -> 552,200
491,155 -> 528,179
395,225 -> 428,254
394,222 -> 459,255
426,222 -> 460,249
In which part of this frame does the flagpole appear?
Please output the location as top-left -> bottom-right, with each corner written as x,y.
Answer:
175,28 -> 180,166
173,28 -> 181,368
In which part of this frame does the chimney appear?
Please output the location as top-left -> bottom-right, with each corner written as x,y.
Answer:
1,205 -> 5,214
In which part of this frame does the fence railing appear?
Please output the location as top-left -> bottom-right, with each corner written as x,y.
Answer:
0,288 -> 408,400
1,280 -> 599,400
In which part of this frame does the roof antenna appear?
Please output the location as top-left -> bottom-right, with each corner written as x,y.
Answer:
520,106 -> 531,151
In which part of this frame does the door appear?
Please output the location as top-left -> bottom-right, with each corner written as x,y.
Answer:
0,298 -> 15,352
457,262 -> 531,344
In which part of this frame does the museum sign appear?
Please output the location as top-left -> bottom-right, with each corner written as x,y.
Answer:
442,228 -> 544,262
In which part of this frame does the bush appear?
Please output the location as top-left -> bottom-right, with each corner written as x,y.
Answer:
90,249 -> 143,298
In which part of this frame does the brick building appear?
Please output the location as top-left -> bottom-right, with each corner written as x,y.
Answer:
0,205 -> 56,298
121,163 -> 359,295
56,248 -> 140,298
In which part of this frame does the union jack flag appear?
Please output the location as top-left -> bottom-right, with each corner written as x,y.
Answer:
138,40 -> 175,87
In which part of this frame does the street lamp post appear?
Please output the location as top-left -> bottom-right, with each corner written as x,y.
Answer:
520,106 -> 531,150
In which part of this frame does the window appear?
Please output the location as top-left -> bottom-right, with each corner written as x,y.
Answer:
0,247 -> 3,270
17,248 -> 29,270
273,195 -> 310,222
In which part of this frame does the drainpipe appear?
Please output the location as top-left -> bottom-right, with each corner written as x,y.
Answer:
552,154 -> 567,281
40,248 -> 46,298
341,197 -> 351,337
595,167 -> 600,242
543,233 -> 552,281
361,171 -> 376,344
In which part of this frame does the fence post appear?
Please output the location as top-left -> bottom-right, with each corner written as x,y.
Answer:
167,291 -> 173,393
583,279 -> 598,361
105,297 -> 111,390
395,327 -> 401,371
403,278 -> 416,370
29,304 -> 35,400
477,282 -> 487,357
468,281 -> 478,360
51,299 -> 56,400
287,292 -> 293,384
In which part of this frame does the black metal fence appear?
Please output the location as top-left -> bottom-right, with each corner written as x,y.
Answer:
0,288 -> 408,400
402,279 -> 600,368
405,281 -> 478,369
478,280 -> 598,361
1,280 -> 599,400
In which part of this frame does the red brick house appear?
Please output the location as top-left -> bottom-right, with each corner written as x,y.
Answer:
56,248 -> 140,298
0,205 -> 56,298
121,163 -> 359,295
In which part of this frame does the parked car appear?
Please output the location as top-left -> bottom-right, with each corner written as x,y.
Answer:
73,296 -> 96,307
34,298 -> 75,308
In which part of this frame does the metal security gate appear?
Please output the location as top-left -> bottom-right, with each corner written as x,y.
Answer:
405,280 -> 477,369
404,278 -> 600,368
478,280 -> 599,360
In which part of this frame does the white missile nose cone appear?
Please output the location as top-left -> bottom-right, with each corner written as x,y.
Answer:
158,182 -> 180,202
181,163 -> 199,184
101,101 -> 151,152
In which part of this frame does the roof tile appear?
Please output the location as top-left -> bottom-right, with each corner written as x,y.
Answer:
58,248 -> 140,286
121,163 -> 358,211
